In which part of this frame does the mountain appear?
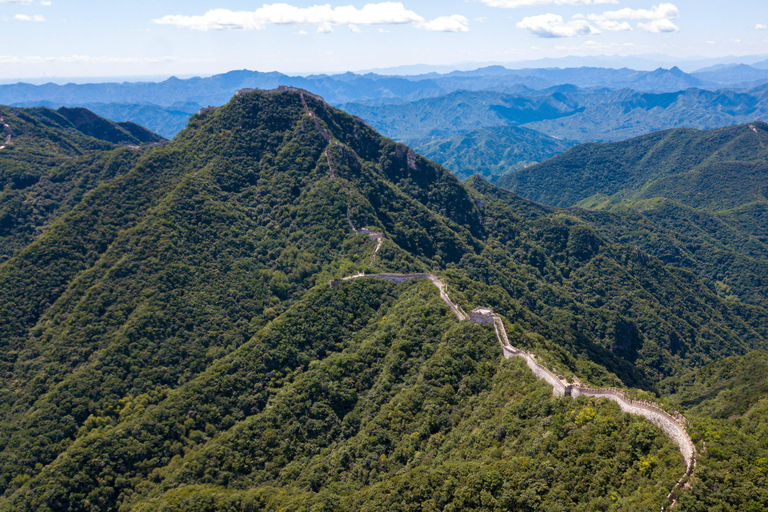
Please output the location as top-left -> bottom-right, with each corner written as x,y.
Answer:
408,126 -> 576,181
691,64 -> 768,88
524,85 -> 768,141
0,66 -> 715,110
496,122 -> 768,310
342,90 -> 586,141
343,86 -> 768,146
498,122 -> 768,208
657,350 -> 768,510
0,105 -> 164,262
10,101 -> 204,140
4,66 -> 766,144
1,89 -> 768,511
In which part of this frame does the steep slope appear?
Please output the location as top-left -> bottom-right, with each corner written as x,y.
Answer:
498,122 -> 768,208
658,351 -> 768,510
1,88 -> 767,512
408,125 -> 576,181
0,105 -> 164,262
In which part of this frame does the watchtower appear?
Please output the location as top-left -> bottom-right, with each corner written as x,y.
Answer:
470,306 -> 495,324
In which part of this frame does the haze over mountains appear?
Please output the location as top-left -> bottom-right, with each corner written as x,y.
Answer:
2,86 -> 768,511
3,63 -> 768,143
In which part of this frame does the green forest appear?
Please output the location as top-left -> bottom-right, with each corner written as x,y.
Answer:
0,89 -> 766,511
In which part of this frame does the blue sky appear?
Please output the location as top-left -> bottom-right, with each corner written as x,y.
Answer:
1,0 -> 767,79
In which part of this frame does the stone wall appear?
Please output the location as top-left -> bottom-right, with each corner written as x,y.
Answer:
494,313 -> 695,476
332,265 -> 695,507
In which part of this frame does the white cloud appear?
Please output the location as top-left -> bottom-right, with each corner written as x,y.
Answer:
0,0 -> 33,4
153,2 -> 467,33
638,18 -> 678,32
480,0 -> 616,7
13,13 -> 44,21
757,24 -> 767,30
297,29 -> 308,34
517,13 -> 599,37
317,21 -> 333,33
419,15 -> 469,32
348,23 -> 361,32
585,3 -> 678,34
591,18 -> 631,31
599,3 -> 678,20
40,0 -> 51,4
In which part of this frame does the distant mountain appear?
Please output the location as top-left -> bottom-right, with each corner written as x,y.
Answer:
343,85 -> 768,145
342,90 -> 587,141
691,64 -> 768,88
408,125 -> 576,180
524,85 -> 768,141
9,101 -> 203,139
498,122 -> 768,208
3,65 -> 765,143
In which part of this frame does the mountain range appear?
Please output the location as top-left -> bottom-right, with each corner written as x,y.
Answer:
1,90 -> 767,511
4,64 -> 768,140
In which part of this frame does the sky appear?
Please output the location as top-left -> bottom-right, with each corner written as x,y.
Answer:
1,0 -> 767,79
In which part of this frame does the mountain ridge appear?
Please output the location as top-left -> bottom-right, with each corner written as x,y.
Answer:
1,88 -> 766,511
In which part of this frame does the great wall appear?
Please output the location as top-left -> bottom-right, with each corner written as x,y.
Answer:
331,239 -> 695,510
0,116 -> 11,150
236,87 -> 697,509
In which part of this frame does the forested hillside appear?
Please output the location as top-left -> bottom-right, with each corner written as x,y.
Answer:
0,105 -> 163,262
1,89 -> 767,511
495,122 -> 768,312
409,126 -> 575,181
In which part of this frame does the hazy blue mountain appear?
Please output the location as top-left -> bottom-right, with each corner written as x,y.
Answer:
408,125 -> 576,180
342,90 -> 587,141
525,85 -> 768,141
691,64 -> 768,88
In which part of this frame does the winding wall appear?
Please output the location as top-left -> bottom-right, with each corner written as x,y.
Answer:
333,272 -> 695,508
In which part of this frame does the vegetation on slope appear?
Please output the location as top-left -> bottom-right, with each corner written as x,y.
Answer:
498,122 -> 768,208
0,89 -> 766,511
0,105 -> 165,262
408,125 -> 575,181
659,351 -> 768,511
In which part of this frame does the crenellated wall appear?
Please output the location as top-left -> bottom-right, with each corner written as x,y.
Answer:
493,312 -> 696,478
334,229 -> 695,509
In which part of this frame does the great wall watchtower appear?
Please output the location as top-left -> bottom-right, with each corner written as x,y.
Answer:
470,306 -> 495,324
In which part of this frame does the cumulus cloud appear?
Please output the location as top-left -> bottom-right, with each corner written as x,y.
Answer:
637,18 -> 678,32
757,24 -> 767,30
419,15 -> 469,32
590,18 -> 632,31
153,2 -> 468,32
480,0 -> 616,7
517,13 -> 599,37
599,2 -> 678,20
14,13 -> 44,21
586,3 -> 679,34
0,0 -> 33,4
